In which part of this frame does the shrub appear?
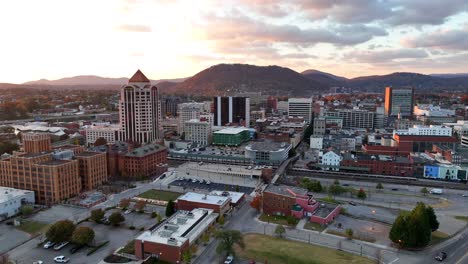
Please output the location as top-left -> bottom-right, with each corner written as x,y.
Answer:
129,226 -> 135,230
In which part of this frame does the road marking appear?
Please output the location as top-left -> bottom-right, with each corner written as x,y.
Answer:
387,257 -> 399,264
456,250 -> 468,264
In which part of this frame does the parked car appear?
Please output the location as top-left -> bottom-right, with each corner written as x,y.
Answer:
348,201 -> 357,206
54,241 -> 69,250
434,252 -> 447,261
43,241 -> 55,249
224,255 -> 234,264
343,183 -> 350,186
462,193 -> 468,197
33,261 -> 44,264
124,209 -> 133,215
53,256 -> 70,263
100,217 -> 110,225
391,188 -> 399,191
160,174 -> 166,179
191,178 -> 198,183
206,180 -> 211,185
430,188 -> 444,195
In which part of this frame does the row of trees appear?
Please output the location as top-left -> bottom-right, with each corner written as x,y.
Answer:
389,202 -> 439,248
46,220 -> 95,246
301,178 -> 368,199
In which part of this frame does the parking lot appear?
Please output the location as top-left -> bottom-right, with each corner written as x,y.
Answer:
0,223 -> 30,254
169,179 -> 255,194
8,208 -> 161,264
328,215 -> 392,246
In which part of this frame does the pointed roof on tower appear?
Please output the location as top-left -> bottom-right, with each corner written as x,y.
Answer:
129,69 -> 150,83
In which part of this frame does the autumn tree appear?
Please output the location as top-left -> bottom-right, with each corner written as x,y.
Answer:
250,195 -> 261,211
72,226 -> 95,245
46,220 -> 76,243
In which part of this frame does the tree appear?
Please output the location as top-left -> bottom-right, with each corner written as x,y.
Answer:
328,184 -> 346,196
288,148 -> 297,158
218,215 -> 225,225
134,200 -> 147,213
0,141 -> 19,155
216,230 -> 244,257
275,225 -> 286,238
90,209 -> 105,223
389,202 -> 433,248
46,220 -> 76,243
357,188 -> 367,199
345,228 -> 354,240
250,195 -> 261,211
157,214 -> 162,223
420,187 -> 429,196
182,250 -> 192,264
20,205 -> 34,217
165,200 -> 176,217
376,183 -> 384,190
94,137 -> 107,146
201,232 -> 210,245
119,199 -> 131,210
426,206 -> 439,232
333,179 -> 340,185
71,226 -> 95,245
108,212 -> 125,226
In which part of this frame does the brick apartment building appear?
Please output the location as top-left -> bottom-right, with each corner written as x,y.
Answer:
0,134 -> 108,205
76,152 -> 108,191
22,133 -> 51,153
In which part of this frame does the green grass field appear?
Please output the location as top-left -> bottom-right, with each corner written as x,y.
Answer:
429,231 -> 449,246
138,189 -> 181,201
236,234 -> 373,264
454,216 -> 468,223
16,220 -> 49,235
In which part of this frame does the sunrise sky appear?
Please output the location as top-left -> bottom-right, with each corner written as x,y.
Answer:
1,0 -> 468,83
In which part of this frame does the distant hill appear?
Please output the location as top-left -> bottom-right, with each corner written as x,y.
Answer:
170,64 -> 327,96
16,64 -> 468,94
429,73 -> 468,78
24,75 -> 187,86
301,69 -> 348,87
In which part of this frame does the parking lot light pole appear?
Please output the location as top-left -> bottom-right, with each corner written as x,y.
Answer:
371,210 -> 376,230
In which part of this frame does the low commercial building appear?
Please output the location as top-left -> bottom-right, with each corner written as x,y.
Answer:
310,136 -> 323,149
212,127 -> 250,146
262,184 -> 340,225
135,208 -> 218,263
0,187 -> 35,220
209,190 -> 245,207
176,192 -> 231,215
341,153 -> 414,176
245,141 -> 291,163
423,164 -> 466,180
320,150 -> 342,171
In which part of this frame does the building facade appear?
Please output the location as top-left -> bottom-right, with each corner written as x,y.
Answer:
118,70 -> 161,144
176,192 -> 231,215
245,141 -> 291,163
322,109 -> 375,129
177,102 -> 205,134
320,151 -> 342,171
184,119 -> 212,146
212,127 -> 250,146
84,125 -> 119,145
213,96 -> 250,127
384,87 -> 414,117
120,144 -> 168,179
22,133 -> 51,153
288,98 -> 313,123
0,187 -> 35,220
76,152 -> 108,191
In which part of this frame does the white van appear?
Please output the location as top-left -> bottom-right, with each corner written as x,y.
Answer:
430,188 -> 443,195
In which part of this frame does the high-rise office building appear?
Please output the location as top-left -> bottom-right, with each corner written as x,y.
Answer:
384,87 -> 414,117
213,96 -> 250,127
118,70 -> 161,144
288,97 -> 313,123
177,102 -> 205,134
322,109 -> 375,129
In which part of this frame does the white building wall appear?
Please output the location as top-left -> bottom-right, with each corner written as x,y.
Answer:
0,188 -> 35,220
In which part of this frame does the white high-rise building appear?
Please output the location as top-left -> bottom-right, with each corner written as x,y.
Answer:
118,70 -> 161,144
177,102 -> 205,134
288,97 -> 313,123
184,119 -> 212,146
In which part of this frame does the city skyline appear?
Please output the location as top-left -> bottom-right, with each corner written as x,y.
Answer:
1,0 -> 468,83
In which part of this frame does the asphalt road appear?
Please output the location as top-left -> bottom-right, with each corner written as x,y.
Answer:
419,226 -> 468,264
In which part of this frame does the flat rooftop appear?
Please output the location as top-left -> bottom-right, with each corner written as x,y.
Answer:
265,184 -> 308,197
214,127 -> 249,135
125,143 -> 166,157
209,191 -> 244,204
0,187 -> 34,203
137,208 -> 218,246
39,159 -> 73,166
75,151 -> 101,157
177,192 -> 231,206
313,202 -> 339,218
246,141 -> 290,152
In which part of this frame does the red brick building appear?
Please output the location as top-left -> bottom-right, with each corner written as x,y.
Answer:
176,192 -> 231,215
393,134 -> 458,153
341,153 -> 414,176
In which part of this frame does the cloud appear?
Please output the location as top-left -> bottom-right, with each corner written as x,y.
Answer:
198,11 -> 387,47
116,24 -> 152,32
343,49 -> 429,64
402,27 -> 468,50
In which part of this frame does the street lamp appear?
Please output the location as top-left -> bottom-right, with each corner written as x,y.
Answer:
371,210 -> 376,230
